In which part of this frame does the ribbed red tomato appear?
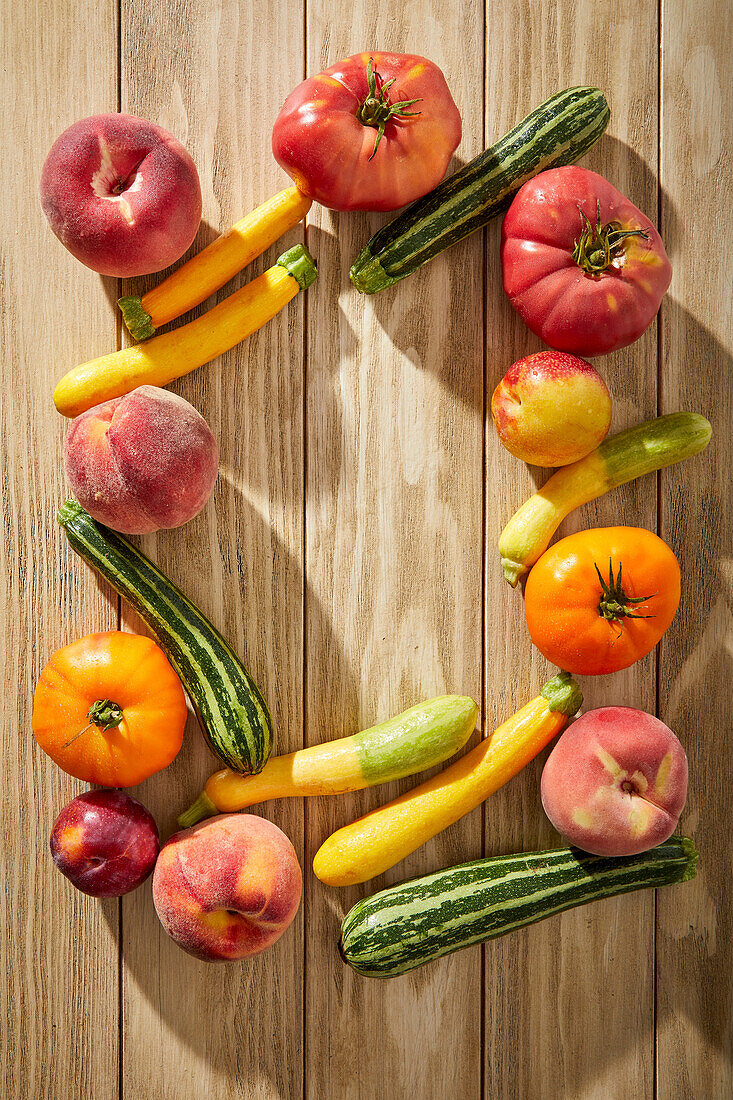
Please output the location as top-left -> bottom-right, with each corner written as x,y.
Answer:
272,52 -> 461,212
501,167 -> 672,356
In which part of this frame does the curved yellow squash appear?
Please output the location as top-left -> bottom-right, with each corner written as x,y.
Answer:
313,673 -> 582,887
54,244 -> 316,418
118,187 -> 311,339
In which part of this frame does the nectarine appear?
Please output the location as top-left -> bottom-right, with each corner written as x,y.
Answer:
541,707 -> 688,856
152,814 -> 302,962
491,351 -> 611,466
64,385 -> 218,533
40,113 -> 201,277
51,790 -> 159,897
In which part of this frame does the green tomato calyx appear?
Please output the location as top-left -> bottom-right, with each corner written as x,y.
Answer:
573,201 -> 649,275
357,57 -> 421,160
596,559 -> 655,628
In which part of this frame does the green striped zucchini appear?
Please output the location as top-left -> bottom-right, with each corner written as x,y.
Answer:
340,837 -> 697,978
349,86 -> 610,294
57,500 -> 273,774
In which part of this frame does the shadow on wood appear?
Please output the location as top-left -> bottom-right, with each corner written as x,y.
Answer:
93,478 -> 354,1095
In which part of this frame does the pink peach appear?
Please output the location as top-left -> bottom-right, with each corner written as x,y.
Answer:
152,814 -> 302,962
491,350 -> 612,466
541,707 -> 688,857
64,385 -> 218,534
40,113 -> 201,276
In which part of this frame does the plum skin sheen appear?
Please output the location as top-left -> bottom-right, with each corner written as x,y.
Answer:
50,789 -> 160,898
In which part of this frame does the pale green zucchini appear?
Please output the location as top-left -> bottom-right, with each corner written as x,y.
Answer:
499,412 -> 713,586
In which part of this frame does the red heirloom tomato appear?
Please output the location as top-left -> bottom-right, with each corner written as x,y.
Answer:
501,166 -> 672,356
524,527 -> 681,676
272,52 -> 461,212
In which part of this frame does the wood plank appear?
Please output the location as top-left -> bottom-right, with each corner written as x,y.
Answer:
0,2 -> 120,1098
483,3 -> 660,1098
303,10 -> 485,1099
4,3 -> 730,1096
118,3 -> 306,1098
657,2 -> 733,1095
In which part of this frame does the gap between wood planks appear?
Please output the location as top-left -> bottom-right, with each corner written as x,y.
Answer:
109,4 -> 671,1097
653,0 -> 664,1094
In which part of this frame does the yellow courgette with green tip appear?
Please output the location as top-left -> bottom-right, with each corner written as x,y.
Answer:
178,695 -> 479,827
313,673 -> 582,887
118,187 -> 312,340
499,412 -> 712,587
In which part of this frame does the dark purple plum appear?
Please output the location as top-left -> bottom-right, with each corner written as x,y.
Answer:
51,789 -> 159,897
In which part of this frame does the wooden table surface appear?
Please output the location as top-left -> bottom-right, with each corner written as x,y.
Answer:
2,1 -> 731,1097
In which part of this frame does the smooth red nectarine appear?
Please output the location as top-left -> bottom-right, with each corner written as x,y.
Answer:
51,790 -> 159,897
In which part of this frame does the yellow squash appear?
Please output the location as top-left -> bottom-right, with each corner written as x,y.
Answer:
499,412 -> 712,587
118,187 -> 311,339
177,695 -> 479,828
54,244 -> 317,418
313,674 -> 582,887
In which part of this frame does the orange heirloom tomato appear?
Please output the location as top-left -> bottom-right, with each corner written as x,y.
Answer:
32,631 -> 187,786
272,52 -> 461,212
524,527 -> 680,676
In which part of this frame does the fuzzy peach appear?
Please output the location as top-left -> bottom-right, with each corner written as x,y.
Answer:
64,385 -> 218,534
491,350 -> 612,466
541,707 -> 688,857
152,814 -> 302,962
40,113 -> 201,277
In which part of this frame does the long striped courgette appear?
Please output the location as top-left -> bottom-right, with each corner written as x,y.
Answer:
340,837 -> 698,978
57,500 -> 273,774
350,87 -> 610,293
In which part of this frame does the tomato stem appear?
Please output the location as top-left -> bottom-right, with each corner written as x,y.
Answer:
595,559 -> 655,627
572,201 -> 649,274
62,722 -> 93,749
88,699 -> 124,730
61,699 -> 125,749
357,57 -> 421,160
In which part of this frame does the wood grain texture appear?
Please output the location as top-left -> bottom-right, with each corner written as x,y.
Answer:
0,2 -> 120,1098
3,1 -> 732,1098
303,6 -> 485,1098
657,2 -> 733,1096
483,3 -> 661,1098
117,2 -> 306,1098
